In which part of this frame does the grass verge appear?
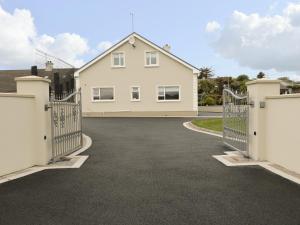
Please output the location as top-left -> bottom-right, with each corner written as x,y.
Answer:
191,118 -> 223,132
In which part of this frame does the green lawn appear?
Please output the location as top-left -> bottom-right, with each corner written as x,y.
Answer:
192,118 -> 223,132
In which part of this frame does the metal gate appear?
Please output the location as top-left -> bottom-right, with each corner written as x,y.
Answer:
50,89 -> 83,161
223,88 -> 249,157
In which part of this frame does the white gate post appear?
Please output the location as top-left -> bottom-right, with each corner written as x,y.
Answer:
15,76 -> 52,165
246,79 -> 281,160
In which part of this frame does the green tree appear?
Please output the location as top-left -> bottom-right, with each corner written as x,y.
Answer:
236,74 -> 249,82
198,67 -> 214,79
257,72 -> 266,79
235,74 -> 250,93
203,96 -> 216,106
198,79 -> 217,95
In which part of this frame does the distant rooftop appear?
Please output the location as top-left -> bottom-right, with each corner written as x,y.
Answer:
0,68 -> 76,92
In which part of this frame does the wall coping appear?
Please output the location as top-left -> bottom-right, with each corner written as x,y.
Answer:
0,93 -> 35,98
266,94 -> 300,99
246,79 -> 281,86
15,75 -> 51,84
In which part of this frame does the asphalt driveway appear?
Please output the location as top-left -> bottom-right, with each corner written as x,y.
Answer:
0,117 -> 299,225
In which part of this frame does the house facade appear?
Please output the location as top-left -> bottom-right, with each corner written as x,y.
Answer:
75,33 -> 199,117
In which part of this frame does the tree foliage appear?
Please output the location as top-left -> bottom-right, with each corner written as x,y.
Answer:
257,72 -> 266,79
198,67 -> 214,79
198,74 -> 250,106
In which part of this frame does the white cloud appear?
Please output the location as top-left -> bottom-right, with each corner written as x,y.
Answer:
205,21 -> 221,32
0,5 -> 89,68
284,2 -> 300,26
97,41 -> 113,52
35,33 -> 89,67
209,3 -> 300,74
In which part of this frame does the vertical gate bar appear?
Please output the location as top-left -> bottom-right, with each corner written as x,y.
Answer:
222,89 -> 225,142
79,89 -> 83,148
60,102 -> 63,157
50,102 -> 55,162
67,102 -> 69,154
69,102 -> 71,153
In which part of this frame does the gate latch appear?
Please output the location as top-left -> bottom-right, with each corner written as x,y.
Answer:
259,101 -> 266,108
44,104 -> 52,111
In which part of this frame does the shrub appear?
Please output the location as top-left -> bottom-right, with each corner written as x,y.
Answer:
203,96 -> 216,106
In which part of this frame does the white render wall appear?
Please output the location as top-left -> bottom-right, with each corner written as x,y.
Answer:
247,79 -> 300,174
0,76 -> 52,177
0,94 -> 36,176
265,95 -> 300,173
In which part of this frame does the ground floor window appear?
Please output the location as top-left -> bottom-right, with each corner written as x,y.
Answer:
92,87 -> 115,101
157,86 -> 180,101
131,86 -> 140,101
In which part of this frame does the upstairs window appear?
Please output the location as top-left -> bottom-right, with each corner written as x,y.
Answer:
92,87 -> 115,101
157,86 -> 180,101
131,86 -> 140,101
112,52 -> 125,67
145,51 -> 159,67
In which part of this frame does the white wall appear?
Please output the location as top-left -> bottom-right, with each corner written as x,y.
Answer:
247,80 -> 280,160
246,79 -> 300,174
265,95 -> 300,173
0,94 -> 36,176
0,76 -> 52,177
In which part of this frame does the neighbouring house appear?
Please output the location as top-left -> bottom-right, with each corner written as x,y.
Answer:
0,68 -> 76,95
75,32 -> 199,117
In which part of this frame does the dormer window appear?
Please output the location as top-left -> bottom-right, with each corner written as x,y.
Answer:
145,51 -> 159,67
112,52 -> 125,67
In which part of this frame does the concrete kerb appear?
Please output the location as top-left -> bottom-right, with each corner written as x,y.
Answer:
0,134 -> 92,184
183,122 -> 300,185
183,121 -> 222,138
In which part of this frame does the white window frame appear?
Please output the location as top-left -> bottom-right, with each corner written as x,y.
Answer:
111,52 -> 125,68
130,86 -> 141,102
144,51 -> 159,67
91,86 -> 115,102
156,85 -> 181,102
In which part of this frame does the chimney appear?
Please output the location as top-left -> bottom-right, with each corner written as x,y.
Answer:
31,66 -> 38,76
45,60 -> 54,72
163,44 -> 171,52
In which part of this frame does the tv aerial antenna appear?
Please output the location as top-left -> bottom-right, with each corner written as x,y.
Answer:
130,12 -> 134,32
35,49 -> 75,69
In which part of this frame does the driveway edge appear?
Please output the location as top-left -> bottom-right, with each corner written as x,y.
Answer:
183,121 -> 222,138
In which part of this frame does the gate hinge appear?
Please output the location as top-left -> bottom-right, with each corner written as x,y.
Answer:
44,104 -> 52,111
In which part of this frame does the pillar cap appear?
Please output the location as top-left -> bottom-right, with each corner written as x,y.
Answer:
15,75 -> 51,84
246,79 -> 281,86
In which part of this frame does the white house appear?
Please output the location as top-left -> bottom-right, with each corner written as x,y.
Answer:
75,32 -> 199,117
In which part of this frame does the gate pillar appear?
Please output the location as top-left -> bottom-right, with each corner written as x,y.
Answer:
15,76 -> 52,165
246,79 -> 281,160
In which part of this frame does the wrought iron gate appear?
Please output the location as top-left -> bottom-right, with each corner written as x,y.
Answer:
50,89 -> 82,161
223,88 -> 249,157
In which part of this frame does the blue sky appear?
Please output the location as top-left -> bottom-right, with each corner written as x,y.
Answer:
1,0 -> 300,79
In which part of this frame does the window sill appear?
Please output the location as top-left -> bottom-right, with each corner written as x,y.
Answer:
157,100 -> 181,103
92,100 -> 115,103
144,65 -> 159,68
111,65 -> 126,68
131,99 -> 141,102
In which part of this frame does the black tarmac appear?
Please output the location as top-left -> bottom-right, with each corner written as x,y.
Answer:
0,117 -> 299,225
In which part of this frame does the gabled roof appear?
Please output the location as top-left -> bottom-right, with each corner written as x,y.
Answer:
75,32 -> 200,76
